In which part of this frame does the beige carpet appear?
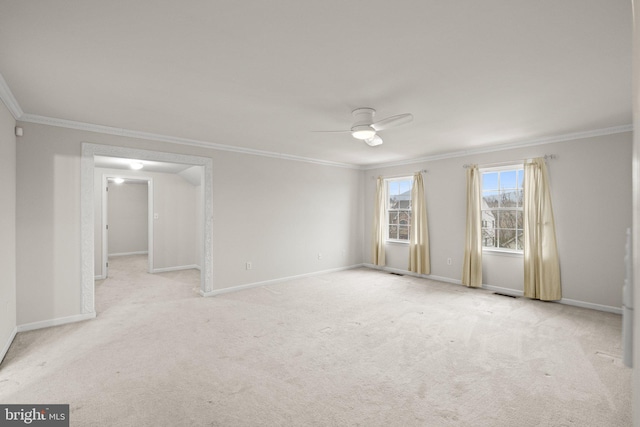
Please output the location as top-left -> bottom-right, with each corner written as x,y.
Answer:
0,255 -> 632,426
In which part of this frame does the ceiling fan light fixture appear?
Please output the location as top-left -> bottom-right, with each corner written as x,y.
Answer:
351,125 -> 375,140
365,135 -> 383,147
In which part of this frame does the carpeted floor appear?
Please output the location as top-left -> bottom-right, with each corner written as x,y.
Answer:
0,255 -> 632,426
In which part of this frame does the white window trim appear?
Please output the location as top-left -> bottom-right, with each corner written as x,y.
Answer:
480,164 -> 524,254
385,176 -> 413,244
482,247 -> 524,256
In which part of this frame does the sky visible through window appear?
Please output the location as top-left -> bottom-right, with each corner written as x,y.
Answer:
482,170 -> 523,193
388,179 -> 412,197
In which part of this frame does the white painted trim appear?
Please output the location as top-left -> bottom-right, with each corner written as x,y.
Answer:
559,298 -> 622,315
201,264 -> 365,297
364,125 -> 634,170
483,249 -> 523,258
21,114 -> 358,170
94,274 -> 106,280
12,110 -> 632,171
483,285 -> 621,313
363,265 -> 623,314
0,327 -> 18,364
102,174 -> 108,278
17,313 -> 96,333
147,179 -> 154,274
483,284 -> 524,297
82,143 -> 215,314
363,263 -> 463,285
152,264 -> 200,273
108,251 -> 149,257
0,72 -> 23,120
482,286 -> 622,314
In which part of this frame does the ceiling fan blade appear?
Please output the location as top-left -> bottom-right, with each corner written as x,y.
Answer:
371,113 -> 413,131
364,135 -> 383,147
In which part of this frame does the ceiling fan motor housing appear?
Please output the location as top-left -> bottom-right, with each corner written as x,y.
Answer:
351,108 -> 376,139
351,108 -> 375,127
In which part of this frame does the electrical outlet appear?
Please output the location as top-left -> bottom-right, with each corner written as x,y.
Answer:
447,258 -> 452,265
318,253 -> 323,260
246,262 -> 252,270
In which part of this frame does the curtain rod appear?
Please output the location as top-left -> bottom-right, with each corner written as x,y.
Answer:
374,169 -> 428,179
462,154 -> 556,169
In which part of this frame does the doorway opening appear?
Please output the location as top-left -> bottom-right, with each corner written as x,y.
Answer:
81,143 -> 214,316
100,175 -> 153,279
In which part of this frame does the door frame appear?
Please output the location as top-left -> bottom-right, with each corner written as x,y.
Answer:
101,174 -> 153,279
81,143 -> 214,315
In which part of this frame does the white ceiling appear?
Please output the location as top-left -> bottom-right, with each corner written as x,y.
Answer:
0,1 -> 632,166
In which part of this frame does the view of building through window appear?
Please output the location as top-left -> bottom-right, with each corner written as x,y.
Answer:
387,178 -> 412,241
481,167 -> 524,251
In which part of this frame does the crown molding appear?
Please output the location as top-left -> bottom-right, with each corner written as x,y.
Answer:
363,124 -> 634,170
19,113 -> 361,170
12,107 -> 633,172
0,73 -> 24,120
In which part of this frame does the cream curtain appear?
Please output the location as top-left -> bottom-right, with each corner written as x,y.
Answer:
372,176 -> 386,266
409,172 -> 430,274
462,165 -> 482,287
523,158 -> 561,300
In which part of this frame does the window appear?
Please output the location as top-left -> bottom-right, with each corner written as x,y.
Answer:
481,166 -> 524,252
386,178 -> 412,241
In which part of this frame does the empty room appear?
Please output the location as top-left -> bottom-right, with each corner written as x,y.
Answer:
1,1 -> 639,426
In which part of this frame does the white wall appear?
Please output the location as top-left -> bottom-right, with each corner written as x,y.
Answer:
210,150 -> 364,289
0,102 -> 16,361
16,125 -> 83,324
179,165 -> 204,266
107,181 -> 148,256
16,122 -> 364,324
364,132 -> 632,310
152,171 -> 197,270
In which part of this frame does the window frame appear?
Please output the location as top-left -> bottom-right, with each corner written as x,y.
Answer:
480,164 -> 524,254
385,176 -> 413,244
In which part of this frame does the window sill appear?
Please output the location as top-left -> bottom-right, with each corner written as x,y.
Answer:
386,240 -> 410,246
482,248 -> 523,257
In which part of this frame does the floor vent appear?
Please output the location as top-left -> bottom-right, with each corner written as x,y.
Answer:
493,292 -> 517,298
389,272 -> 404,276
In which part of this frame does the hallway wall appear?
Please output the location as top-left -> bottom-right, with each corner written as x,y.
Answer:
107,181 -> 148,256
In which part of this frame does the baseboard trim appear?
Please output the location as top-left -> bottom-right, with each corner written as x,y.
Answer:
94,274 -> 106,280
152,264 -> 200,273
17,312 -> 97,333
363,263 -> 463,285
363,265 -> 622,314
0,326 -> 18,365
483,284 -> 524,297
201,264 -> 365,297
108,251 -> 148,257
559,298 -> 622,315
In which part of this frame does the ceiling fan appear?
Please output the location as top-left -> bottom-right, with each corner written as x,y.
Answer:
315,108 -> 413,147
